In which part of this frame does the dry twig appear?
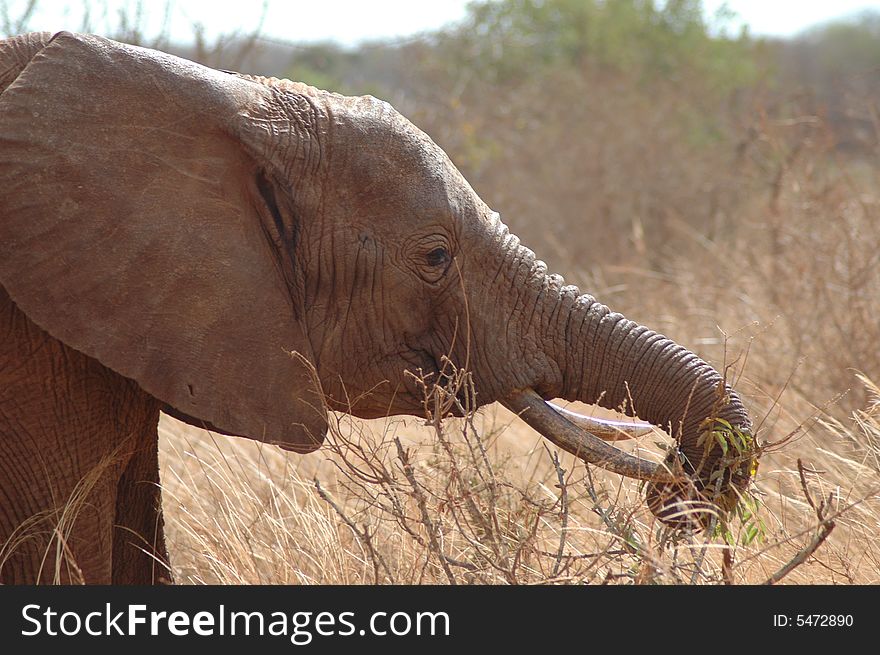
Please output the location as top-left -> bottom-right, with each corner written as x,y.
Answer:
762,459 -> 836,585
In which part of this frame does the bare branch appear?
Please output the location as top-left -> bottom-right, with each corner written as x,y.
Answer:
314,479 -> 394,584
394,437 -> 457,585
761,459 -> 836,585
546,447 -> 569,577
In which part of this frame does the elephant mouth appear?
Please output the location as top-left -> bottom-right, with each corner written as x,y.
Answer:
321,348 -> 464,419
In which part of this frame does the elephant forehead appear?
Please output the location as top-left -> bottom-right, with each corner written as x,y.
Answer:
339,117 -> 445,180
334,113 -> 479,220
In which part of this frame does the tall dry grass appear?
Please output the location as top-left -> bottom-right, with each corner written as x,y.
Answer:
158,374 -> 880,585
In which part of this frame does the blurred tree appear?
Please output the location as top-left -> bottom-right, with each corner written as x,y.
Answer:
778,10 -> 880,154
438,0 -> 756,94
384,0 -> 763,272
1,0 -> 37,35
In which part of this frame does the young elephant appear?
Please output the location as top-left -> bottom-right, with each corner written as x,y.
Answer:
0,32 -> 755,584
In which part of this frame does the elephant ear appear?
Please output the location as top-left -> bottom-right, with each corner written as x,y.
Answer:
0,32 -> 327,452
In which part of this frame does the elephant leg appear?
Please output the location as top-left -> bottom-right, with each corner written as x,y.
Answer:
0,286 -> 163,584
0,468 -> 119,585
112,428 -> 171,584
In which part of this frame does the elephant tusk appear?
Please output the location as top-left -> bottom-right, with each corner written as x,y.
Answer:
547,402 -> 653,441
504,389 -> 678,483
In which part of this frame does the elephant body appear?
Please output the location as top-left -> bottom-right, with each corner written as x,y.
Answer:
1,287 -> 167,583
0,32 -> 755,583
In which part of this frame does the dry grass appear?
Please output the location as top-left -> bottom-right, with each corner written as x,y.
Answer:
158,350 -> 880,586
157,376 -> 880,585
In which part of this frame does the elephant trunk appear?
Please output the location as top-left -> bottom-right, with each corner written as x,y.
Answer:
505,284 -> 756,528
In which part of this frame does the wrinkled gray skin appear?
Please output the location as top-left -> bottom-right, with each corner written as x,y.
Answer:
0,32 -> 752,584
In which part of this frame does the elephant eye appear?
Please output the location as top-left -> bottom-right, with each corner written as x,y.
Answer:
425,247 -> 450,267
414,236 -> 453,284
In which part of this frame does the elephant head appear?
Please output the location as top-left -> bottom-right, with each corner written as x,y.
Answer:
0,32 -> 756,530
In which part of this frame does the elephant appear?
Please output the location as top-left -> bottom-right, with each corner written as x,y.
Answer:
0,32 -> 756,584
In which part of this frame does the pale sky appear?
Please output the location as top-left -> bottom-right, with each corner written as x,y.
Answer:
6,0 -> 880,45
703,0 -> 880,36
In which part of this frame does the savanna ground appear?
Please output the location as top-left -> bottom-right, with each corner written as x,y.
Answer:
7,0 -> 880,584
